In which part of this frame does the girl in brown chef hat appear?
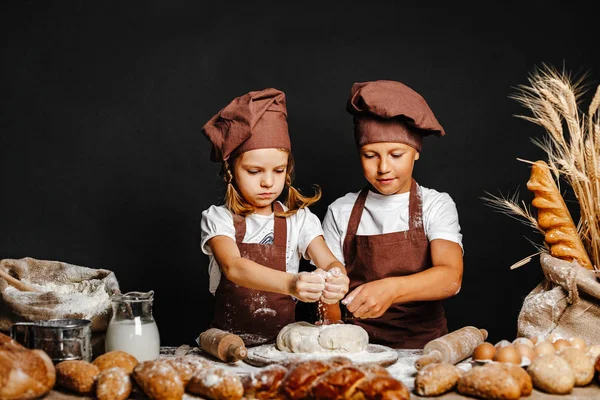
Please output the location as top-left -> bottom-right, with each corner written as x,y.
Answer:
321,80 -> 464,349
200,88 -> 350,346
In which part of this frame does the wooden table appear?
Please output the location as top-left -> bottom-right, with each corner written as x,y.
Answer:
46,347 -> 600,399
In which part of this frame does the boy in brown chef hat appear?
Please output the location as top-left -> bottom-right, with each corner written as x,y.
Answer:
200,88 -> 349,346
321,80 -> 464,348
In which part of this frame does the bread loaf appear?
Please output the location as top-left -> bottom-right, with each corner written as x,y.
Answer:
414,362 -> 462,396
527,160 -> 593,269
55,359 -> 100,395
242,357 -> 409,400
0,333 -> 56,400
457,363 -> 521,400
164,355 -> 211,386
558,347 -> 594,386
95,367 -> 131,400
311,366 -> 366,400
496,363 -> 532,396
528,354 -> 575,394
242,364 -> 288,400
187,366 -> 243,400
132,360 -> 184,400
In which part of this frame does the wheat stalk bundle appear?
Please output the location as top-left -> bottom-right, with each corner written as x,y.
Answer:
483,64 -> 600,270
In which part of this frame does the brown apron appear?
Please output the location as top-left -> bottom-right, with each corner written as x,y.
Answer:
211,202 -> 296,347
342,180 -> 447,349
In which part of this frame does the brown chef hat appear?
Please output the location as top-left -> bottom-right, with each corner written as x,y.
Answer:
347,80 -> 445,151
202,88 -> 291,162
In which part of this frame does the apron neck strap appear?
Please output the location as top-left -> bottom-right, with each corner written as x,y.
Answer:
233,202 -> 287,246
346,187 -> 370,236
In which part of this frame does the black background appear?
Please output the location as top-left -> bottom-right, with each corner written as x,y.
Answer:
1,1 -> 598,346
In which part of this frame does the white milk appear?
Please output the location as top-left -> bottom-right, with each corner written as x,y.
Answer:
105,318 -> 160,361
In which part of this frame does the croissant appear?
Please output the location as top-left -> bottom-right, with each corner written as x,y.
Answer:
527,160 -> 593,270
242,357 -> 410,400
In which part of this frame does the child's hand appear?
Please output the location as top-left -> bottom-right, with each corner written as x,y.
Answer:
321,267 -> 349,304
341,279 -> 396,318
289,271 -> 325,303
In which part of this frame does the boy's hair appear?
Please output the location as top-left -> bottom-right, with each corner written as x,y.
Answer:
220,150 -> 321,217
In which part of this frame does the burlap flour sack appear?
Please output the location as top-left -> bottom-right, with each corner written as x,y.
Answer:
0,257 -> 121,332
517,252 -> 600,344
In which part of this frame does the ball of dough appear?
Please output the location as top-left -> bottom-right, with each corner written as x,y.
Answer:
276,322 -> 368,353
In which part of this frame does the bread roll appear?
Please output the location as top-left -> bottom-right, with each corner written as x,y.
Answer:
187,366 -> 243,400
527,160 -> 593,269
414,362 -> 462,396
558,347 -> 594,386
92,350 -> 138,374
163,355 -> 210,386
278,360 -> 331,400
0,333 -> 56,400
457,363 -> 521,400
242,364 -> 288,400
311,366 -> 366,400
496,363 -> 532,396
95,367 -> 131,400
528,354 -> 574,394
132,360 -> 184,400
350,374 -> 410,400
55,360 -> 100,395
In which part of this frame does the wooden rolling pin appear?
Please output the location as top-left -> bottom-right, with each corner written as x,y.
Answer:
199,328 -> 247,363
414,326 -> 488,370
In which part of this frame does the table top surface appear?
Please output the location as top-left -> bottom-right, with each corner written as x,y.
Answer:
46,346 -> 600,399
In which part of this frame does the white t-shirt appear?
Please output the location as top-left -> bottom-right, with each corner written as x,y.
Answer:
201,202 -> 324,295
322,186 -> 463,265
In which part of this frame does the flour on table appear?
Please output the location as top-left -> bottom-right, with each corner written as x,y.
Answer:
276,321 -> 368,353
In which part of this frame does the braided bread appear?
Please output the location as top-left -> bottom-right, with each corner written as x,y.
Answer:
242,357 -> 409,400
527,160 -> 593,270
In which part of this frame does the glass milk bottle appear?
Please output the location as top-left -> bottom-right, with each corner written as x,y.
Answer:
105,290 -> 160,361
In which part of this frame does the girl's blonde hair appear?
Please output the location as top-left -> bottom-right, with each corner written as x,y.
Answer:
220,150 -> 321,217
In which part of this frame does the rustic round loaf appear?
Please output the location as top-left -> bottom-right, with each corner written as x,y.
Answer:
528,354 -> 574,394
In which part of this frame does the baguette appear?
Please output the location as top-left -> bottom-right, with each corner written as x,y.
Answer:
527,160 -> 593,270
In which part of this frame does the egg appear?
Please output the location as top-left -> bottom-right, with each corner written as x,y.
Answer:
546,332 -> 559,343
515,343 -> 537,362
493,345 -> 522,364
569,337 -> 587,350
553,338 -> 571,351
531,334 -> 545,345
494,339 -> 512,349
535,341 -> 556,356
473,342 -> 496,361
512,337 -> 535,348
586,344 -> 600,361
